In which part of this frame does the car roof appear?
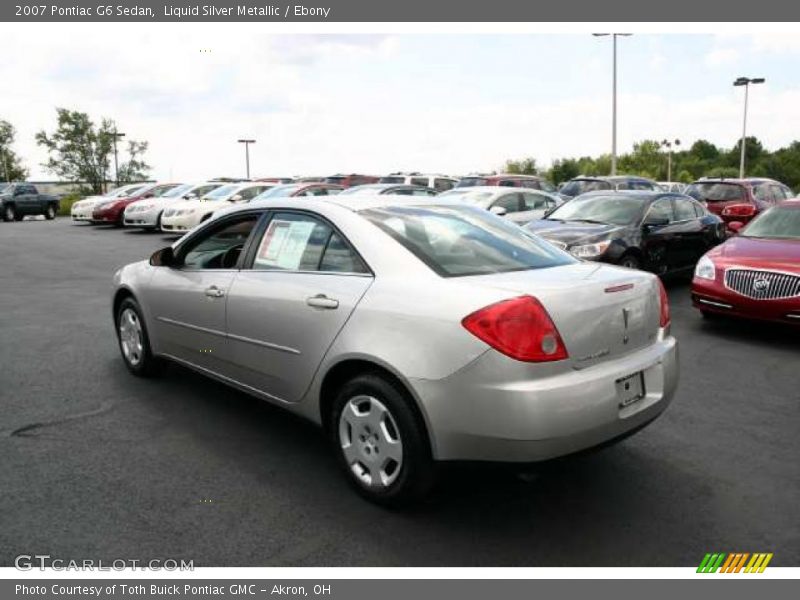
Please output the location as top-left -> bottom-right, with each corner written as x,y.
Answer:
572,175 -> 655,182
576,190 -> 683,201
693,177 -> 781,185
240,194 -> 455,214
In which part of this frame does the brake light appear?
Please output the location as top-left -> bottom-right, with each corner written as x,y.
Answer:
657,279 -> 670,329
721,203 -> 756,218
462,296 -> 568,362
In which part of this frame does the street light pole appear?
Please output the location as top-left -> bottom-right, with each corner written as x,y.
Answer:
594,33 -> 632,176
661,139 -> 680,182
238,139 -> 256,180
733,77 -> 765,178
112,130 -> 126,189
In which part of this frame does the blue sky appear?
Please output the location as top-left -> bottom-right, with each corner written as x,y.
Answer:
2,27 -> 799,181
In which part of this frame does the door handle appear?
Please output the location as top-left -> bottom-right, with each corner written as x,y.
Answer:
306,294 -> 339,309
205,286 -> 225,298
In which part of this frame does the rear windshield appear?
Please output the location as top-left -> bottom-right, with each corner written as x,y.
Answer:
361,204 -> 575,277
685,182 -> 745,202
742,206 -> 800,239
325,177 -> 346,184
560,179 -> 613,196
456,177 -> 489,188
379,176 -> 405,184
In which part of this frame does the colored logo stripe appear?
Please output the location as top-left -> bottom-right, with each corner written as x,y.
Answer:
697,552 -> 773,573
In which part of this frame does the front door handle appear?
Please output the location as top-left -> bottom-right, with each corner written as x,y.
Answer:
306,294 -> 339,309
205,286 -> 225,298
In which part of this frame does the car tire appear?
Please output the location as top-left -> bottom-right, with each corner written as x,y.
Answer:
116,297 -> 162,377
330,373 -> 436,507
618,253 -> 641,270
44,204 -> 57,220
2,204 -> 15,222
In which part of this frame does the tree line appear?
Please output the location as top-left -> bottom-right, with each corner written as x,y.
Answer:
505,137 -> 800,190
0,109 -> 150,194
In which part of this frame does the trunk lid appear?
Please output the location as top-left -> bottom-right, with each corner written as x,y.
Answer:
470,262 -> 662,369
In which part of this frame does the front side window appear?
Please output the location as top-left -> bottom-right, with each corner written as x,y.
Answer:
251,212 -> 367,273
180,216 -> 259,269
362,204 -> 575,277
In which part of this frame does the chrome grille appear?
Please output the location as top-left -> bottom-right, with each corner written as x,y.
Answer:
724,269 -> 800,300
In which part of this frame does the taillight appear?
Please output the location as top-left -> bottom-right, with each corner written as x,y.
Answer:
721,203 -> 756,218
657,279 -> 670,329
461,296 -> 568,362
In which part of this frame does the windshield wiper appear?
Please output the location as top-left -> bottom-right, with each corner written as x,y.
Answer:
571,218 -> 610,225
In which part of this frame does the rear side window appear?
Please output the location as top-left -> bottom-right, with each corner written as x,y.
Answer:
645,199 -> 675,224
410,178 -> 429,187
251,212 -> 368,274
674,198 -> 697,221
434,178 -> 455,192
361,204 -> 575,277
492,193 -> 521,213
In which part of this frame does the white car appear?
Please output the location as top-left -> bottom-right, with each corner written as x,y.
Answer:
160,182 -> 274,233
71,184 -> 147,222
379,173 -> 459,193
439,186 -> 564,225
124,182 -> 223,230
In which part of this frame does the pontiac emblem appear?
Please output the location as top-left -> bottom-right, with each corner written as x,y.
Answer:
753,277 -> 770,292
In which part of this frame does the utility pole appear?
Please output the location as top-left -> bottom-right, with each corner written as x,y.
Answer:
593,33 -> 632,176
238,139 -> 256,180
661,139 -> 680,182
733,77 -> 765,178
112,130 -> 126,188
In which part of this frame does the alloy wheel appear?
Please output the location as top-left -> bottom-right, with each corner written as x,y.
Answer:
118,307 -> 144,366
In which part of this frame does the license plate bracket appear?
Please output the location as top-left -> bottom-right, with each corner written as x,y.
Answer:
616,371 -> 645,408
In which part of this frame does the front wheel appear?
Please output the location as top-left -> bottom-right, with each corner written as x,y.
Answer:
618,253 -> 641,270
331,373 -> 436,506
116,297 -> 161,377
44,204 -> 57,220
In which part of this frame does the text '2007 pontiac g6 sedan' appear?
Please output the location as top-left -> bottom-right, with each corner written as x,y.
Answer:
112,196 -> 679,505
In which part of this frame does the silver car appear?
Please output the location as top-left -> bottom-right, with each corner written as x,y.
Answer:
112,196 -> 678,505
439,186 -> 563,224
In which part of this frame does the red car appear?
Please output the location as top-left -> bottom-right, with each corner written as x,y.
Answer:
323,174 -> 380,188
92,182 -> 181,226
456,173 -> 557,192
691,200 -> 800,324
685,177 -> 794,233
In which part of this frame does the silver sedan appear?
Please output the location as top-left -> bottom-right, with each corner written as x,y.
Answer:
112,196 -> 678,505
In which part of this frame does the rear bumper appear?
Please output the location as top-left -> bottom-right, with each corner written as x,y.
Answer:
692,278 -> 800,324
411,335 -> 678,462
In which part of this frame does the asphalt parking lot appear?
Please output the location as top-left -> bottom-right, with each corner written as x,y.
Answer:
1,217 -> 798,567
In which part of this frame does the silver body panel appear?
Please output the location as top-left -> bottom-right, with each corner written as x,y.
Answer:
114,196 -> 679,462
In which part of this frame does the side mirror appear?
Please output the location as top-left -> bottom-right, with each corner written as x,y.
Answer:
149,246 -> 176,267
489,205 -> 508,216
184,193 -> 197,200
229,194 -> 243,203
728,221 -> 744,234
643,217 -> 670,230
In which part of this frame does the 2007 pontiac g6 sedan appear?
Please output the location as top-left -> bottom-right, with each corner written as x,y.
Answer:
112,196 -> 679,505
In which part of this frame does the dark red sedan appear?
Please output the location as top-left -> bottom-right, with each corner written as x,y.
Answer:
91,182 -> 181,226
691,200 -> 800,324
685,177 -> 794,232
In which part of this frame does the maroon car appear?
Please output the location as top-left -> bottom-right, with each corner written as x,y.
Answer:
91,182 -> 181,226
685,177 -> 794,233
323,174 -> 380,188
691,200 -> 800,325
456,173 -> 557,192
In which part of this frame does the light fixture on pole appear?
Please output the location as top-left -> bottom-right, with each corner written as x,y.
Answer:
237,139 -> 256,180
112,130 -> 126,189
661,139 -> 680,182
733,77 -> 765,178
593,33 -> 632,176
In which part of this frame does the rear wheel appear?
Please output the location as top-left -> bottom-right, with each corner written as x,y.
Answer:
330,373 -> 436,506
2,204 -> 15,222
44,204 -> 57,220
116,297 -> 161,377
618,253 -> 641,270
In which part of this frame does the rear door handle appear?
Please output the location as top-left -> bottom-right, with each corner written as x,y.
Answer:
306,294 -> 339,309
205,286 -> 225,298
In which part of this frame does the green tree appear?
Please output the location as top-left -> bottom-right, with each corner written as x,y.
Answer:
35,108 -> 149,194
503,157 -> 538,175
116,140 -> 151,185
548,158 -> 581,184
0,119 -> 28,181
